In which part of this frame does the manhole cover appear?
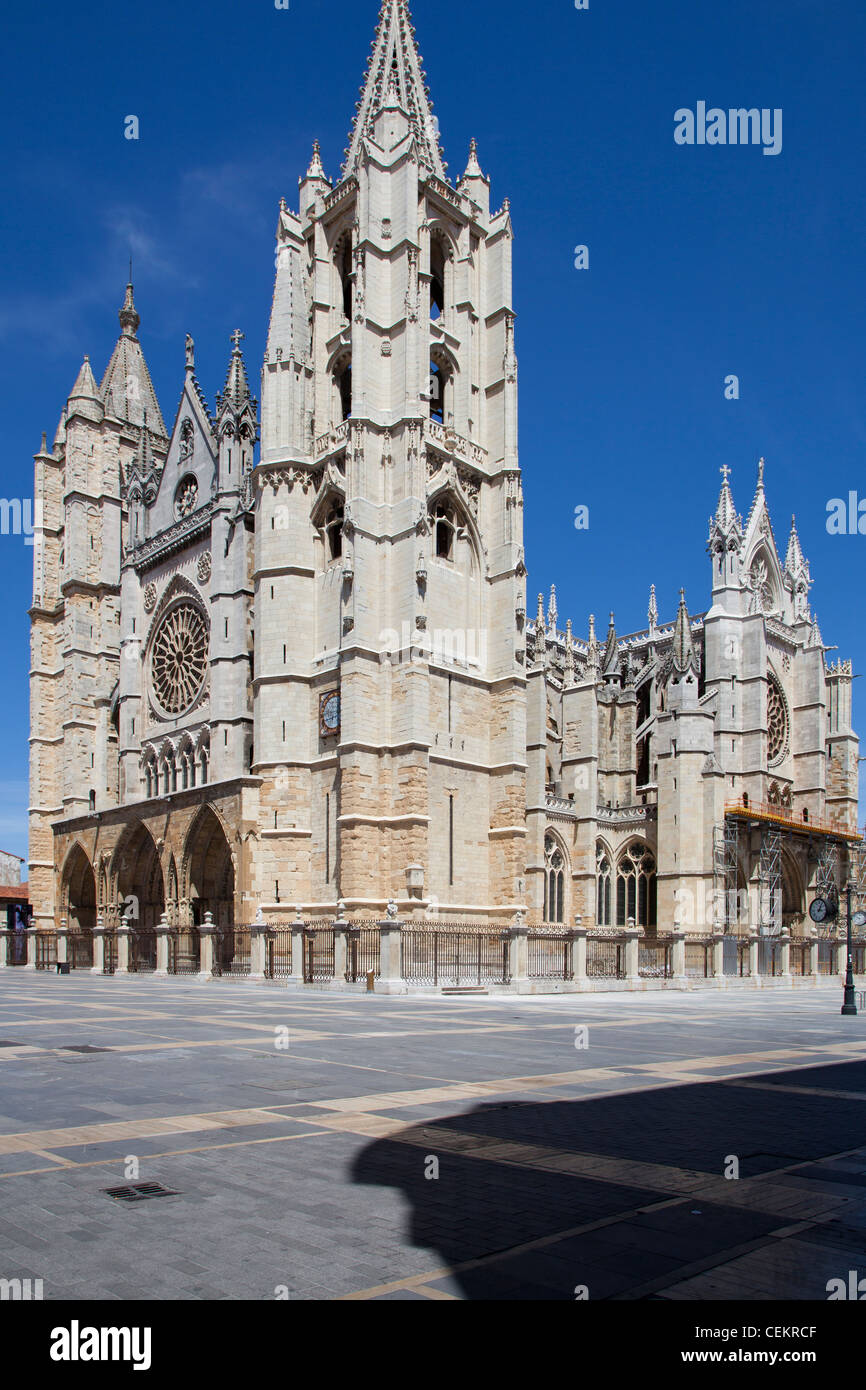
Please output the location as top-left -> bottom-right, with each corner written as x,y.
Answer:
103,1182 -> 178,1203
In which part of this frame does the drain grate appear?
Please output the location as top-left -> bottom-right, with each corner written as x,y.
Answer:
104,1182 -> 179,1203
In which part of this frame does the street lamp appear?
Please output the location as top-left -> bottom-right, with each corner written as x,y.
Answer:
842,879 -> 858,1017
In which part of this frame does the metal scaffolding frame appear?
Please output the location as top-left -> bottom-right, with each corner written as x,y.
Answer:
757,823 -> 782,934
714,819 -> 742,932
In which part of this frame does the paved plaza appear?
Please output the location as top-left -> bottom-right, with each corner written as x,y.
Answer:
1,973 -> 866,1300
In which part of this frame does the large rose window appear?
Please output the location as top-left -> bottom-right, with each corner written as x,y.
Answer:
767,675 -> 788,764
150,602 -> 208,716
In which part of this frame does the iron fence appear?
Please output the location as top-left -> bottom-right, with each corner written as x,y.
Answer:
401,926 -> 510,987
527,928 -> 573,981
304,926 -> 335,983
68,933 -> 94,970
171,928 -> 201,975
685,938 -> 713,979
266,927 -> 294,979
346,927 -> 381,983
758,937 -> 781,977
586,933 -> 626,979
3,931 -> 28,966
638,937 -> 672,980
36,932 -> 57,970
103,933 -> 118,975
129,928 -> 157,974
213,927 -> 251,977
722,935 -> 750,977
790,942 -> 809,977
818,940 -> 835,976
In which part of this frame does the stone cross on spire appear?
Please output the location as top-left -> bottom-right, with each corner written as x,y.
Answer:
231,329 -> 245,353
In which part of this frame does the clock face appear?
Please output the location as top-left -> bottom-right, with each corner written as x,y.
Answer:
320,692 -> 340,733
809,897 -> 830,923
853,911 -> 866,930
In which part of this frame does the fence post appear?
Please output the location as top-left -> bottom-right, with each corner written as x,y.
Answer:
802,927 -> 818,986
23,929 -> 37,971
572,920 -> 588,989
154,913 -> 171,978
56,919 -> 69,968
90,915 -> 106,976
778,931 -> 792,985
748,932 -> 761,985
198,911 -> 216,982
509,912 -> 528,992
249,914 -> 268,983
623,925 -> 641,988
710,933 -> 725,985
333,916 -> 349,985
115,927 -> 131,976
377,919 -> 406,994
670,930 -> 687,988
289,912 -> 305,985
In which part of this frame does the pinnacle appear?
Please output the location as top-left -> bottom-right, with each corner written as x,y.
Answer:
118,282 -> 140,337
69,355 -> 100,401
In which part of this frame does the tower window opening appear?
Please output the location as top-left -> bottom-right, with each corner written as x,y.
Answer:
434,502 -> 455,561
429,360 -> 445,423
337,363 -> 352,421
325,501 -> 345,561
430,238 -> 445,321
338,240 -> 353,321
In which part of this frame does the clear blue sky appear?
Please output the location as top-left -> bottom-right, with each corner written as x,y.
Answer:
1,0 -> 864,864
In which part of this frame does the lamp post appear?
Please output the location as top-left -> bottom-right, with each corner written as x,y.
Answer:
842,879 -> 857,1017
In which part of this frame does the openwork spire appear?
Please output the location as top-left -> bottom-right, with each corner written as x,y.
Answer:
343,0 -> 445,179
220,330 -> 251,411
708,464 -> 743,547
785,514 -> 807,576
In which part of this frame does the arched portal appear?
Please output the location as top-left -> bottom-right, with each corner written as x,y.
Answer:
184,807 -> 235,930
61,844 -> 96,935
112,824 -> 165,931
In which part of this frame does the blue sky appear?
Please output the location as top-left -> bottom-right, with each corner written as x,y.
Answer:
1,0 -> 864,864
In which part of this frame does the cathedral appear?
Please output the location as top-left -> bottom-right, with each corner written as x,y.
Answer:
28,0 -> 861,948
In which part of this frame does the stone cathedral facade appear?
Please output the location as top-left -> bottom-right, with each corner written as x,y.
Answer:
28,0 -> 860,944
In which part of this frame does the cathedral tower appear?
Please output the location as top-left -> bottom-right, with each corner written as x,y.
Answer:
254,0 -> 526,915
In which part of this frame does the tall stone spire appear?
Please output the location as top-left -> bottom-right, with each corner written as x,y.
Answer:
547,583 -> 558,635
100,282 -> 167,438
219,330 -> 252,410
708,464 -> 743,546
670,589 -> 699,676
564,619 -> 575,684
343,0 -> 445,179
601,613 -> 620,681
586,614 -> 599,677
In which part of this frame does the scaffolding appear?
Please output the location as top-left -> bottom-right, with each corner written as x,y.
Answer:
849,841 -> 866,910
714,819 -> 741,932
758,823 -> 782,934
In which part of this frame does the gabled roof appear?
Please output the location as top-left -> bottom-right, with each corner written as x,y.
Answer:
343,0 -> 445,179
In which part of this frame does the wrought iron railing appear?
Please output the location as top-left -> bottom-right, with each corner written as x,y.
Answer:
266,928 -> 294,979
638,938 -> 672,980
68,933 -> 94,970
304,926 -> 335,983
346,927 -> 380,983
527,928 -> 573,981
36,932 -> 57,970
213,927 -> 251,977
401,926 -> 510,987
129,929 -> 157,973
685,938 -> 713,979
586,933 -> 626,979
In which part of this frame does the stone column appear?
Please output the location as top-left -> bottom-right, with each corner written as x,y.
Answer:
748,932 -> 760,985
377,921 -> 406,994
711,933 -> 725,985
779,931 -> 792,985
333,918 -> 350,985
90,915 -> 106,975
508,919 -> 528,992
116,927 -> 131,976
670,930 -> 687,988
0,929 -> 9,969
288,914 -> 305,985
56,919 -> 69,968
24,930 -> 37,971
572,924 -> 588,989
804,927 -> 819,987
155,913 -> 172,978
198,910 -> 216,982
623,926 -> 641,989
249,921 -> 269,983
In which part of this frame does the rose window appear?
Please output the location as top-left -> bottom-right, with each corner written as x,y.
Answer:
174,475 -> 199,519
767,676 -> 788,763
150,603 -> 208,716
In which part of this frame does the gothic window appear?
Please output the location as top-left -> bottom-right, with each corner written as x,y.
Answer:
749,556 -> 775,613
429,352 -> 453,424
615,842 -> 657,927
433,500 -> 456,560
767,674 -> 789,764
430,236 -> 446,321
198,734 -> 210,786
543,833 -> 566,924
596,843 -> 612,926
174,474 -> 199,520
150,602 -> 208,718
325,501 -> 345,561
337,238 -> 353,321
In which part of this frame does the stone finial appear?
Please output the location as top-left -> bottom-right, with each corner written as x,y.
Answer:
385,898 -> 399,920
185,333 -> 195,371
119,282 -> 140,337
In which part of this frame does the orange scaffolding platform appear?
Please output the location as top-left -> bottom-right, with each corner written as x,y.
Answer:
724,800 -> 863,844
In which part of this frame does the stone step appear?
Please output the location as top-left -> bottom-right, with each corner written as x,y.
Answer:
440,986 -> 489,995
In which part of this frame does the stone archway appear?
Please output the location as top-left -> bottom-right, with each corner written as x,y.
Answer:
184,807 -> 235,930
61,844 -> 96,934
111,823 -> 165,932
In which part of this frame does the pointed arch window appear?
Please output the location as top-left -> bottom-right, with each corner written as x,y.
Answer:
543,833 -> 566,924
596,843 -> 612,926
429,353 -> 453,425
430,237 -> 446,321
337,238 -> 353,321
616,842 -> 657,927
433,500 -> 456,561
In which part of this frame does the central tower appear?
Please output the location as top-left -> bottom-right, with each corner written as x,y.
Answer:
253,0 -> 526,917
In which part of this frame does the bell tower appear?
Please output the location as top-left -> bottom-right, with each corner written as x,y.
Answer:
254,0 -> 527,916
